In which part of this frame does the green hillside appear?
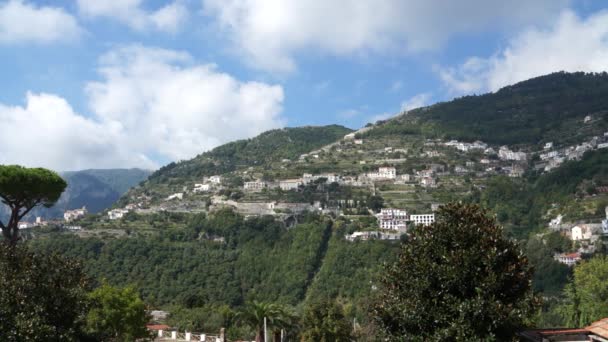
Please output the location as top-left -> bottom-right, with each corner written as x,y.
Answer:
24,72 -> 608,335
146,125 -> 352,184
368,72 -> 608,146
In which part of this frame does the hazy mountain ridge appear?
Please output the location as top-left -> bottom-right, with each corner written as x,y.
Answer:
12,168 -> 151,220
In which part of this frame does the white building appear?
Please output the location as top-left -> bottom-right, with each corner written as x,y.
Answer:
420,177 -> 436,188
108,208 -> 129,220
554,252 -> 581,267
345,231 -> 379,241
64,207 -> 87,222
376,208 -> 408,230
344,132 -> 356,140
166,193 -> 184,201
410,214 -> 435,226
18,222 -> 32,229
354,139 -> 363,145
549,214 -> 563,228
367,167 -> 397,180
498,146 -> 527,161
544,142 -> 554,150
279,179 -> 303,191
208,175 -> 222,184
244,181 -> 267,191
602,207 -> 608,235
572,225 -> 593,241
193,183 -> 210,193
598,142 -> 608,149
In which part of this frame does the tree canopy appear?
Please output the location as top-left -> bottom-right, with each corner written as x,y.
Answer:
0,165 -> 66,244
0,244 -> 89,341
85,283 -> 151,341
374,203 -> 538,341
559,256 -> 608,327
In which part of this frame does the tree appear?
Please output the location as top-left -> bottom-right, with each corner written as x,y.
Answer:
0,165 -> 66,244
236,301 -> 296,342
0,244 -> 89,341
374,203 -> 538,341
300,299 -> 352,342
559,256 -> 608,327
85,283 -> 151,341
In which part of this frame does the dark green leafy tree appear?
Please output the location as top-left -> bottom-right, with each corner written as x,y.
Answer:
0,165 -> 66,244
559,256 -> 608,327
300,299 -> 352,342
0,244 -> 89,341
374,203 -> 538,341
85,283 -> 151,341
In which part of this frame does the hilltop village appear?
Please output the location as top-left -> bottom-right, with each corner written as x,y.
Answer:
38,115 -> 605,261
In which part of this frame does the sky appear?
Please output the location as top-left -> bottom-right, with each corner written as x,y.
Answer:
1,0 -> 607,171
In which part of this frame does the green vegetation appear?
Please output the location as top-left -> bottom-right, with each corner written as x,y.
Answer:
145,125 -> 352,184
374,204 -> 537,341
300,300 -> 353,342
559,256 -> 608,327
85,283 -> 151,341
0,244 -> 89,341
368,72 -> 608,146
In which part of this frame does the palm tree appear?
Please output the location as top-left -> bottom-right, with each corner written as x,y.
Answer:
236,301 -> 298,342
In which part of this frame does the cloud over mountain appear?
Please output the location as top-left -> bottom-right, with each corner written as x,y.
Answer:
0,45 -> 284,170
438,10 -> 608,94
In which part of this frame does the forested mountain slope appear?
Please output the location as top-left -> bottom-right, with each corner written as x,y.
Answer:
367,72 -> 608,146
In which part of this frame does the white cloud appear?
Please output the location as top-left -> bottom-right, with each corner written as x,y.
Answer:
0,92 -> 149,171
438,10 -> 608,95
0,0 -> 82,44
77,0 -> 187,33
401,93 -> 432,112
0,45 -> 285,170
202,0 -> 567,73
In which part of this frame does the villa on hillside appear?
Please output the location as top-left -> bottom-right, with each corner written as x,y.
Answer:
554,252 -> 582,267
367,166 -> 397,180
279,179 -> 303,191
64,207 -> 87,222
244,181 -> 267,191
376,208 -> 435,230
108,208 -> 129,220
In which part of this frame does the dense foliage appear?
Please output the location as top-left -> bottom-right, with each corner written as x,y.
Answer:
368,72 -> 608,146
0,244 -> 89,341
300,300 -> 353,342
30,210 -> 395,314
559,256 -> 608,327
374,203 -> 538,341
85,283 -> 151,341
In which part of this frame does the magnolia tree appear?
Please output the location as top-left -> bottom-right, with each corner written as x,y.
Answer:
374,203 -> 538,340
0,165 -> 66,244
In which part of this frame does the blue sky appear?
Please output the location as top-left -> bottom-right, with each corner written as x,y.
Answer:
1,0 -> 607,170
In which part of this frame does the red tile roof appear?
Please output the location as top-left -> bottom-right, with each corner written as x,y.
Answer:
587,318 -> 608,338
147,324 -> 170,331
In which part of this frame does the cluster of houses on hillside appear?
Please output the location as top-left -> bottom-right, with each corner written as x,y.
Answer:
550,207 -> 608,267
537,133 -> 608,172
64,206 -> 87,222
345,208 -> 436,242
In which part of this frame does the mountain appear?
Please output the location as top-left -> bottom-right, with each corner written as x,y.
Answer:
367,71 -> 608,146
27,72 -> 608,332
27,168 -> 151,219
